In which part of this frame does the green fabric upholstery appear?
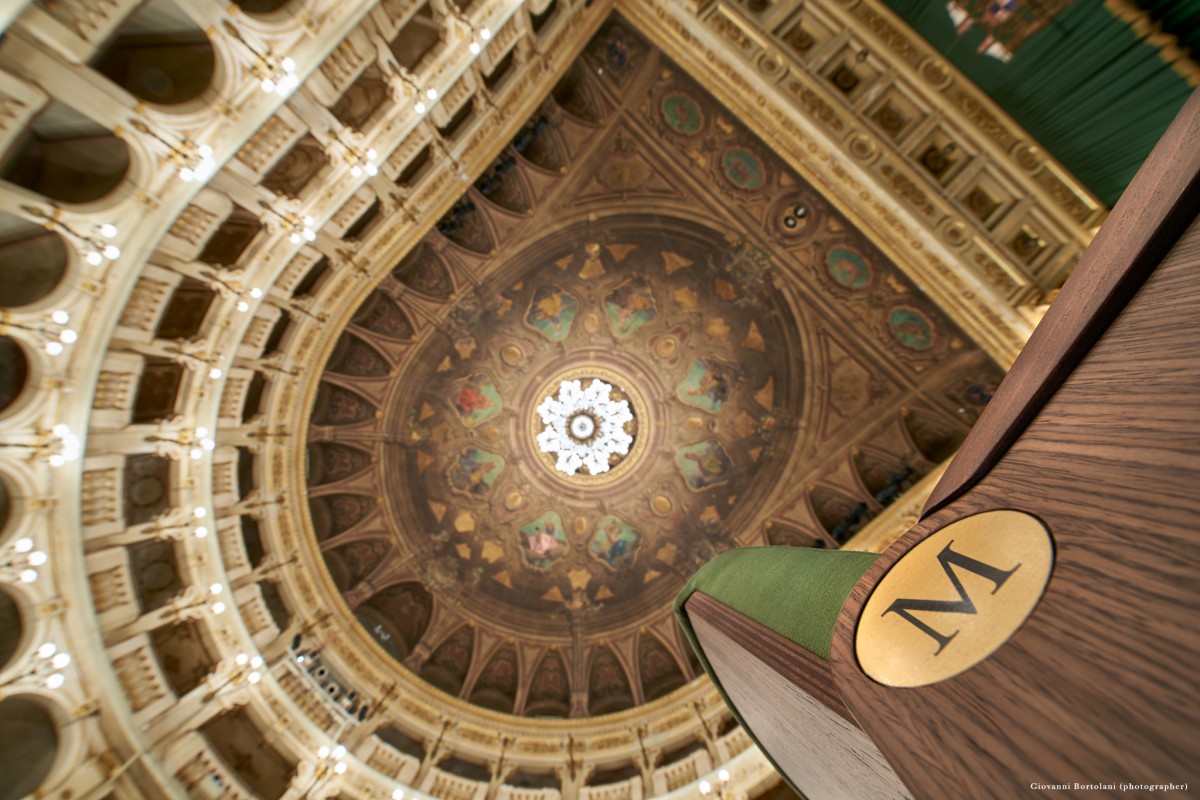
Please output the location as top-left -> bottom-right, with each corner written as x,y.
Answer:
674,547 -> 879,797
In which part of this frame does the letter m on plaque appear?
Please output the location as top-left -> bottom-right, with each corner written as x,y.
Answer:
884,542 -> 1020,654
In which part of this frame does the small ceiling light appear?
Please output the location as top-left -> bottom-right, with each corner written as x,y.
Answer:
19,569 -> 37,583
44,342 -> 63,356
15,538 -> 34,553
481,27 -> 492,40
45,673 -> 64,689
236,653 -> 250,666
37,642 -> 56,658
210,582 -> 224,595
414,101 -> 427,114
194,507 -> 208,519
59,329 -> 77,344
393,790 -> 405,800
250,287 -> 264,299
469,40 -> 481,55
334,762 -> 348,775
250,656 -> 264,669
248,670 -> 261,684
209,367 -> 223,380
318,746 -> 331,759
28,551 -> 47,566
194,526 -> 208,538
236,300 -> 250,312
211,601 -> 226,614
99,223 -> 118,239
52,652 -> 71,669
50,310 -> 69,325
426,87 -> 438,100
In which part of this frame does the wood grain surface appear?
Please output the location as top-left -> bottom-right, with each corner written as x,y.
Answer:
829,215 -> 1200,799
687,592 -> 911,800
686,592 -> 855,724
923,88 -> 1200,517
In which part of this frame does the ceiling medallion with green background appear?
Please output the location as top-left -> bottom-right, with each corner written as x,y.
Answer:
302,17 -> 1003,718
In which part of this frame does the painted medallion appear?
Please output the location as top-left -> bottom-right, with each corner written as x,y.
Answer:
825,246 -> 872,290
448,447 -> 506,498
525,285 -> 579,342
589,516 -> 641,570
604,278 -> 658,337
676,357 -> 736,413
721,148 -> 766,190
453,373 -> 502,427
660,93 -> 704,135
519,512 -> 568,570
889,307 -> 936,351
675,439 -> 734,492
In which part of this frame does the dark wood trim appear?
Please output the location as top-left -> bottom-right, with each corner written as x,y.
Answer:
828,216 -> 1200,799
922,88 -> 1200,518
685,591 -> 856,725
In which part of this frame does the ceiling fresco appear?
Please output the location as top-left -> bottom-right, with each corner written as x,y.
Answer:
304,15 -> 1004,718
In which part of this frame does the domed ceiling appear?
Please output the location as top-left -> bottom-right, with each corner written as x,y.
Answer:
304,17 -> 1004,718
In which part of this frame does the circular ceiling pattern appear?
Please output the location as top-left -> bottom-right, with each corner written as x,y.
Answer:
308,216 -> 804,712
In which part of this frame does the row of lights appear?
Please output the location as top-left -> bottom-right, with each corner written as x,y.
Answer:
33,642 -> 72,689
2,309 -> 78,357
403,16 -> 491,115
234,652 -> 265,684
5,536 -> 48,583
0,424 -> 81,468
23,211 -> 120,267
698,769 -> 731,797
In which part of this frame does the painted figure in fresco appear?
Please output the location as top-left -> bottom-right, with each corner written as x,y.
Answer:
453,373 -> 501,427
591,516 -> 638,570
890,308 -> 934,350
686,359 -> 731,409
525,286 -> 578,341
678,441 -> 733,491
967,383 -> 996,406
526,520 -> 560,558
607,39 -> 629,69
605,279 -> 657,337
826,247 -> 871,290
450,448 -> 503,497
722,150 -> 765,190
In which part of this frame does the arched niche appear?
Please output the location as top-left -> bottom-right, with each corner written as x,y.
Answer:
0,212 -> 68,308
0,697 -> 58,800
91,0 -> 215,106
0,102 -> 131,205
0,337 -> 30,417
0,587 -> 22,672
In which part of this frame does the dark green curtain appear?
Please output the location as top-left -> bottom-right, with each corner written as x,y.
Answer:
882,0 -> 1197,206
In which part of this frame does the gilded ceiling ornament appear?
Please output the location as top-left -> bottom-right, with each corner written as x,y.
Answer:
536,379 -> 634,476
